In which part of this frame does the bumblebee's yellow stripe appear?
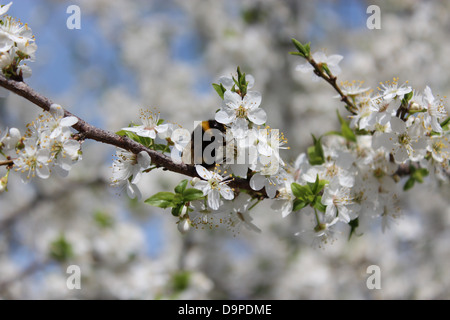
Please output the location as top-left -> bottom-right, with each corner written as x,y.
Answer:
201,121 -> 211,132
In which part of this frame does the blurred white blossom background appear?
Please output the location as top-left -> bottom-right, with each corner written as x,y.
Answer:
1,0 -> 450,299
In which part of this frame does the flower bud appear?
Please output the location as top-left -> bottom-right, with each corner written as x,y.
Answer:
191,177 -> 200,186
409,101 -> 421,112
177,217 -> 191,235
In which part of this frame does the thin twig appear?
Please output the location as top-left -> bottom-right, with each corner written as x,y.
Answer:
307,58 -> 357,114
0,160 -> 13,166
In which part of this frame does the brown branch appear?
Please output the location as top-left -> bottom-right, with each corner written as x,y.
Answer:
0,75 -> 264,196
0,160 -> 13,166
308,58 -> 357,114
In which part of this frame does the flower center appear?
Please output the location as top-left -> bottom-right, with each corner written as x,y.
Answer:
398,133 -> 410,146
236,105 -> 248,118
209,179 -> 219,189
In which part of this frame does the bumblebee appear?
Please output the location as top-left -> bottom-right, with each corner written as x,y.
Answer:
181,120 -> 226,169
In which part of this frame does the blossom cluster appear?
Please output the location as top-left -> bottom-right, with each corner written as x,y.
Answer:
110,51 -> 449,245
288,40 -> 450,246
0,104 -> 82,188
0,2 -> 37,82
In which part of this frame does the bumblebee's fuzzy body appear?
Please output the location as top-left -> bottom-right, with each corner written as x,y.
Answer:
182,120 -> 226,169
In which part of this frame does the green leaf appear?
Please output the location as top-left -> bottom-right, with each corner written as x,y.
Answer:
337,110 -> 356,143
145,192 -> 176,208
175,179 -> 188,194
304,42 -> 311,56
118,130 -> 145,143
403,177 -> 415,191
291,38 -> 309,58
115,129 -> 128,136
182,188 -> 204,202
402,91 -> 414,104
307,134 -> 325,165
171,271 -> 191,293
440,116 -> 450,130
153,143 -> 170,152
312,196 -> 326,213
291,182 -> 312,199
412,168 -> 428,183
50,234 -> 73,262
324,130 -> 343,137
94,211 -> 114,228
212,83 -> 226,100
308,176 -> 328,195
310,174 -> 320,194
293,199 -> 308,211
171,205 -> 185,217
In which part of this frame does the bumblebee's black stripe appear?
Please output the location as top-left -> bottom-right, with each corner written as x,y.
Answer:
187,120 -> 226,168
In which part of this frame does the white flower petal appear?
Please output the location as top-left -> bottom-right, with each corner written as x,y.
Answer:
50,104 -> 64,119
295,63 -> 313,73
248,108 -> 267,125
327,54 -> 343,66
393,146 -> 409,163
36,164 -> 50,179
208,189 -> 221,210
231,118 -> 248,139
156,123 -> 169,133
224,90 -> 242,109
0,2 -> 12,16
250,173 -> 265,191
195,165 -> 213,180
215,109 -> 234,124
60,116 -> 78,127
219,185 -> 234,200
243,91 -> 262,110
390,117 -> 406,133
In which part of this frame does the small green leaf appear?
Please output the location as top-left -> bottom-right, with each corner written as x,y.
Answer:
293,199 -> 308,211
182,188 -> 204,202
337,110 -> 356,143
291,182 -> 312,199
291,38 -> 309,58
212,83 -> 226,100
175,179 -> 188,194
171,205 -> 185,217
324,130 -> 343,137
312,196 -> 326,213
50,234 -> 73,262
311,174 -> 320,194
153,143 -> 170,152
115,129 -> 128,136
308,176 -> 328,195
145,192 -> 176,208
412,168 -> 429,183
403,177 -> 415,191
304,42 -> 311,56
440,116 -> 450,130
307,134 -> 325,165
94,211 -> 114,228
171,271 -> 191,293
